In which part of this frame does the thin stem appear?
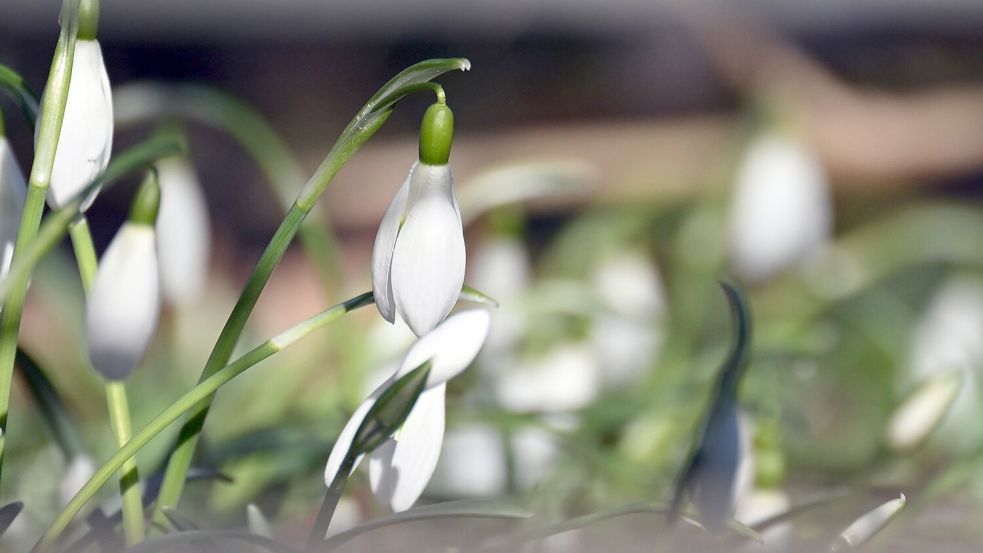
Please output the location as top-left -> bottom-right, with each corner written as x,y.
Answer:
306,454 -> 355,551
70,218 -> 145,545
0,0 -> 80,487
34,292 -> 375,552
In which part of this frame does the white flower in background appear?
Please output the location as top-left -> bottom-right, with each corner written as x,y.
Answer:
885,371 -> 962,453
58,454 -> 96,507
472,236 -> 531,356
0,134 -> 26,281
43,38 -> 113,211
512,425 -> 560,491
728,132 -> 832,282
735,489 -> 791,550
833,494 -> 906,551
373,102 -> 464,337
908,277 -> 983,450
156,157 -> 211,306
324,309 -> 490,512
590,250 -> 666,388
86,173 -> 161,380
431,423 -> 507,497
495,344 -> 600,413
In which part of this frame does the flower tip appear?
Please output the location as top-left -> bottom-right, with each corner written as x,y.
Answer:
457,59 -> 472,71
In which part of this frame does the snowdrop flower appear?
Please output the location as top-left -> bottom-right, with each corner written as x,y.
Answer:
728,131 -> 831,282
324,309 -> 490,512
373,101 -> 465,337
86,171 -> 161,380
431,423 -> 507,497
495,344 -> 600,413
155,157 -> 211,305
0,122 -> 26,281
42,1 -> 113,211
885,371 -> 962,452
833,494 -> 906,551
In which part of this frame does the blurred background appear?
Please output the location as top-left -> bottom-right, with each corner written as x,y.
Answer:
3,0 -> 983,551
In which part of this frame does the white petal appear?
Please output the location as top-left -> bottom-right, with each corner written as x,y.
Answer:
836,494 -> 906,550
728,133 -> 831,281
391,164 -> 465,336
397,309 -> 490,387
45,40 -> 113,211
86,224 -> 160,380
323,397 -> 375,487
0,138 -> 26,281
886,371 -> 962,452
372,165 -> 413,323
156,157 -> 211,305
369,384 -> 445,512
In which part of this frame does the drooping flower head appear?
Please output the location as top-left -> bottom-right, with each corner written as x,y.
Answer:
372,101 -> 465,337
43,0 -> 113,211
324,309 -> 490,512
155,157 -> 211,306
85,170 -> 161,380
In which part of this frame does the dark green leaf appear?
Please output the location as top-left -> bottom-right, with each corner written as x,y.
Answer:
0,63 -> 40,127
0,501 -> 23,537
15,348 -> 85,460
351,361 -> 431,456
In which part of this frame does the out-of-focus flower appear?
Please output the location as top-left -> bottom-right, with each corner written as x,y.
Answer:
885,371 -> 962,453
43,39 -> 113,210
324,310 -> 490,512
86,172 -> 161,380
155,157 -> 211,306
494,344 -> 600,413
473,236 -> 531,356
728,132 -> 831,282
0,132 -> 26,281
58,454 -> 96,507
833,494 -> 906,551
431,423 -> 507,497
736,489 -> 791,550
373,102 -> 464,337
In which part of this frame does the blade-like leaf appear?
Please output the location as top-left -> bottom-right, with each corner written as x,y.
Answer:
366,58 -> 470,111
122,530 -> 302,553
351,362 -> 432,456
833,494 -> 906,551
246,504 -> 273,538
323,499 -> 530,550
0,63 -> 40,127
162,508 -> 201,532
0,501 -> 23,537
459,284 -> 499,307
15,348 -> 86,460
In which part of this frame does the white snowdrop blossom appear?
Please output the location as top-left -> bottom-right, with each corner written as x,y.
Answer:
43,39 -> 113,210
495,344 -> 600,413
834,494 -> 906,550
86,176 -> 161,380
0,136 -> 26,281
728,132 -> 832,282
156,158 -> 211,305
324,309 -> 490,512
373,101 -> 464,337
886,371 -> 962,452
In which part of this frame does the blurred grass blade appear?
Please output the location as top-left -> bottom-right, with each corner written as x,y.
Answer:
0,501 -> 22,537
457,160 -> 596,224
495,504 -> 701,547
748,489 -> 852,534
0,63 -> 40,127
14,348 -> 85,460
885,371 -> 963,453
460,285 -> 499,307
122,531 -> 302,553
833,494 -> 906,551
161,508 -> 200,532
246,504 -> 273,538
323,499 -> 530,550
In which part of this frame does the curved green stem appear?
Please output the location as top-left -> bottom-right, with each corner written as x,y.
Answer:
0,0 -> 81,488
150,57 -> 470,530
0,63 -> 41,128
34,292 -> 375,552
69,218 -> 145,545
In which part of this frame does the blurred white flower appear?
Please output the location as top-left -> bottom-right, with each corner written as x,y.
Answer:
834,494 -> 906,551
431,423 -> 507,497
0,136 -> 26,281
885,371 -> 962,453
156,157 -> 211,306
592,250 -> 665,320
324,310 -> 490,512
472,237 -> 531,356
512,425 -> 559,491
735,489 -> 791,550
86,222 -> 161,380
495,344 -> 600,413
728,132 -> 831,282
58,454 -> 96,507
43,39 -> 113,210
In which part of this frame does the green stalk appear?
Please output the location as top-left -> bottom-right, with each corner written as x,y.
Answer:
34,292 -> 375,552
0,0 -> 81,488
150,57 -> 469,529
69,217 -> 145,545
0,62 -> 41,128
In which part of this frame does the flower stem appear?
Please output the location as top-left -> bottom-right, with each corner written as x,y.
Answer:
0,0 -> 80,488
306,454 -> 355,550
34,292 -> 375,552
69,217 -> 145,545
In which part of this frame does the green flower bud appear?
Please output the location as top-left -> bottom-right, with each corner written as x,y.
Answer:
78,0 -> 100,40
418,102 -> 454,166
129,169 -> 161,226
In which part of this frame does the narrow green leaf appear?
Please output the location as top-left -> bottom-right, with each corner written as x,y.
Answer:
0,63 -> 40,127
366,58 -> 470,110
323,499 -> 531,550
351,361 -> 432,456
0,501 -> 22,537
161,508 -> 200,532
460,284 -> 499,307
14,348 -> 85,460
122,530 -> 301,553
